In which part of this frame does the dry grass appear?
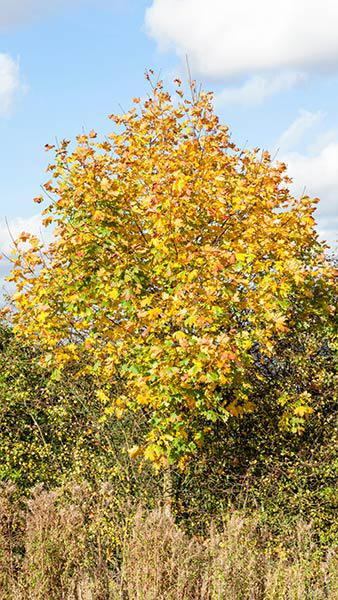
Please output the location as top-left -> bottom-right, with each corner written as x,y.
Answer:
0,482 -> 336,600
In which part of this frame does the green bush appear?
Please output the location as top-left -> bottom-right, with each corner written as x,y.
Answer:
0,325 -> 161,510
0,294 -> 336,544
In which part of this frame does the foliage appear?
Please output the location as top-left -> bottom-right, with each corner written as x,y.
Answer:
8,75 -> 335,467
173,279 -> 337,542
0,325 -> 160,504
174,385 -> 337,544
0,315 -> 336,543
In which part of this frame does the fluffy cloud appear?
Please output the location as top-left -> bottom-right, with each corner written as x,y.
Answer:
0,54 -> 21,116
278,118 -> 338,247
0,0 -> 80,29
284,143 -> 338,206
215,72 -> 306,107
146,0 -> 338,79
145,1 -> 338,245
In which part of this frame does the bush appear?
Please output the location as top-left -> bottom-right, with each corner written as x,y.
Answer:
0,320 -> 336,544
0,325 -> 160,503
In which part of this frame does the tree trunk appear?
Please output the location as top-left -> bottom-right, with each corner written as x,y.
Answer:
163,466 -> 173,515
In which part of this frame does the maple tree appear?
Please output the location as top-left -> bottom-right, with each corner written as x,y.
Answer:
8,75 -> 335,468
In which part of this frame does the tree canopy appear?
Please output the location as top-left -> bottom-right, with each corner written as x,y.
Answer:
9,76 -> 336,468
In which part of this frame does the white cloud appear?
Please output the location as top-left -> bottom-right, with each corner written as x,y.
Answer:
0,54 -> 21,116
146,0 -> 338,79
308,129 -> 338,154
283,142 -> 338,214
281,139 -> 338,247
0,0 -> 81,29
276,109 -> 323,152
215,72 -> 306,107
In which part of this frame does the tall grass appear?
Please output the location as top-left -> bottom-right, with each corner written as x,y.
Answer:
0,482 -> 336,599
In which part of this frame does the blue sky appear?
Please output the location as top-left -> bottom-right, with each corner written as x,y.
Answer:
0,0 -> 337,287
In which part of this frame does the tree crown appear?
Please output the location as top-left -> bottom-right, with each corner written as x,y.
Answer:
8,76 -> 334,467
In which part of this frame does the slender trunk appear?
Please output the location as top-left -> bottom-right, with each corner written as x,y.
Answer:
163,466 -> 173,515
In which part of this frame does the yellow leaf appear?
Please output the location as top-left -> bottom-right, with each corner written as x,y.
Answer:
172,173 -> 186,194
144,443 -> 162,461
294,405 -> 314,417
109,288 -> 119,300
97,389 -> 110,404
128,445 -> 142,459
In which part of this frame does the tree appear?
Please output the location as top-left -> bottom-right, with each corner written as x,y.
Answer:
8,75 -> 335,468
